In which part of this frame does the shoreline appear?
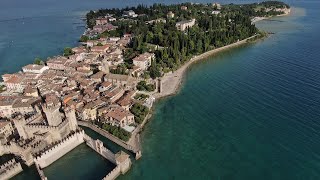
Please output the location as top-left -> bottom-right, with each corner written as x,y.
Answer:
152,8 -> 291,101
153,35 -> 257,100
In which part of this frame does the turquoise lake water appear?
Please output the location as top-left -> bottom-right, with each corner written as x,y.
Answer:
2,0 -> 320,179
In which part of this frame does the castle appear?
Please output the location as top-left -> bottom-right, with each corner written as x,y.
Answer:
0,93 -> 78,170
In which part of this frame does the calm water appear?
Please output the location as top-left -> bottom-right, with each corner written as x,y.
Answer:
2,0 -> 320,179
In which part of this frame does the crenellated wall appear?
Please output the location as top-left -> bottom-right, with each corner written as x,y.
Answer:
0,143 -> 34,166
34,130 -> 85,168
0,159 -> 23,180
102,166 -> 121,180
84,134 -> 116,164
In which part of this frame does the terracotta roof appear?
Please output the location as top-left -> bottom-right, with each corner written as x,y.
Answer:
132,52 -> 154,62
101,81 -> 112,87
106,107 -> 133,122
91,45 -> 109,52
105,73 -> 129,81
22,64 -> 46,71
0,121 -> 11,129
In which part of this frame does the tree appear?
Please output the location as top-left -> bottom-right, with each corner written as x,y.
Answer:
149,59 -> 161,79
79,35 -> 89,42
63,47 -> 74,56
34,57 -> 43,65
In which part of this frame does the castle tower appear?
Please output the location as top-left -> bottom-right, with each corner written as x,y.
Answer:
42,103 -> 63,126
101,59 -> 110,74
12,115 -> 28,139
65,107 -> 78,131
42,94 -> 64,126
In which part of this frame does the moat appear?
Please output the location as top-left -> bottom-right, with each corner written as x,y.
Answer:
13,127 -> 126,180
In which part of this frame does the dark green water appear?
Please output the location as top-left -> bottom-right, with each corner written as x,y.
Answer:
3,0 -> 320,179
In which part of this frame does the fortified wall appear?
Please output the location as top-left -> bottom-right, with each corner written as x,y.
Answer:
0,159 -> 23,179
84,134 -> 116,164
34,130 -> 85,168
0,143 -> 34,166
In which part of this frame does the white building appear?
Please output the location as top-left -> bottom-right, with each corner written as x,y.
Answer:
212,10 -> 221,15
167,11 -> 175,18
22,64 -> 49,74
123,10 -> 137,17
132,52 -> 155,70
176,19 -> 196,31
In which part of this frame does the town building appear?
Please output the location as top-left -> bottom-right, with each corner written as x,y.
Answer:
132,52 -> 155,70
212,10 -> 221,15
95,17 -> 108,25
3,75 -> 26,93
212,2 -> 222,10
176,19 -> 196,31
0,121 -> 13,142
46,56 -> 69,71
91,45 -> 110,53
104,107 -> 134,127
146,18 -> 166,24
104,73 -> 130,87
22,64 -> 49,74
123,10 -> 137,17
167,11 -> 175,18
181,6 -> 188,10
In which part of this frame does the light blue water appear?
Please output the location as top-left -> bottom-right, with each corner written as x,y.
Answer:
2,0 -> 320,179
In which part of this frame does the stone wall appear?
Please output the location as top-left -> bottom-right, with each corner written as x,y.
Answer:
34,130 -> 85,168
0,159 -> 23,180
84,134 -> 116,164
78,121 -> 137,152
102,165 -> 121,180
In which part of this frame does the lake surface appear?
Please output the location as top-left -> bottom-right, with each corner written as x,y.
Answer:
2,0 -> 320,179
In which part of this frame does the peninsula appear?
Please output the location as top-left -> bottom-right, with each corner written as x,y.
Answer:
0,1 -> 290,179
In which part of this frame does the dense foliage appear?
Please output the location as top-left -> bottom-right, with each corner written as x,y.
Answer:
86,1 -> 288,74
136,81 -> 155,92
134,93 -> 149,101
130,103 -> 149,124
95,121 -> 131,141
0,85 -> 5,93
34,57 -> 44,65
63,47 -> 74,56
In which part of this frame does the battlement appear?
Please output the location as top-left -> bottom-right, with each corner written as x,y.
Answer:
102,166 -> 121,180
0,158 -> 23,180
0,159 -> 16,170
34,129 -> 84,159
42,103 -> 61,110
25,118 -> 68,131
25,113 -> 42,124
